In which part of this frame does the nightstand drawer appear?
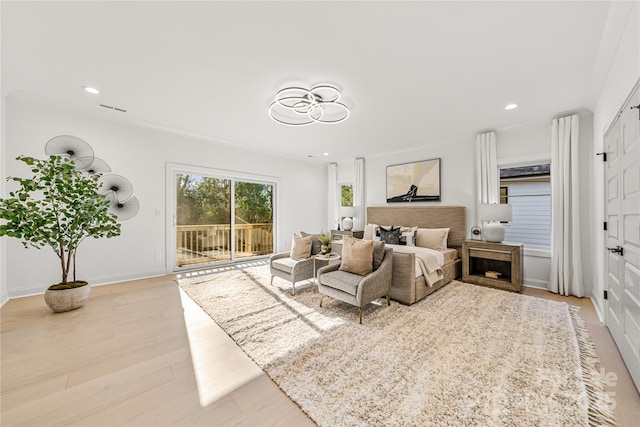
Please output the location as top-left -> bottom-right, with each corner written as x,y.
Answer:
468,248 -> 512,262
331,230 -> 363,240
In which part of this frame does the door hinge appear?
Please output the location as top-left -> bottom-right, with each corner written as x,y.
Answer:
604,290 -> 608,300
603,221 -> 607,231
596,152 -> 607,162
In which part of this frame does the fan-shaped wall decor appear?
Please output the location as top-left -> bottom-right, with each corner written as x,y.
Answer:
109,196 -> 140,221
45,135 -> 95,168
75,156 -> 111,174
98,174 -> 134,203
44,135 -> 140,222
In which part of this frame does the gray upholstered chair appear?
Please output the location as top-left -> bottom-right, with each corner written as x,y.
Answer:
270,252 -> 315,295
316,247 -> 393,324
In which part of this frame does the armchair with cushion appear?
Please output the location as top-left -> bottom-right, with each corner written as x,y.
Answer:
270,232 -> 319,295
317,238 -> 393,324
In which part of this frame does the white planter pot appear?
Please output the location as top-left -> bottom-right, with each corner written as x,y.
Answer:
44,283 -> 91,313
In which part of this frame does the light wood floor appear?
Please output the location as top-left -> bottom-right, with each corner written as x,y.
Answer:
1,274 -> 638,426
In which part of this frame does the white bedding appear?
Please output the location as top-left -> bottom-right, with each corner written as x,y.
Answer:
387,244 -> 445,285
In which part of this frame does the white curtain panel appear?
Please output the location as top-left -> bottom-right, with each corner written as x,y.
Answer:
475,131 -> 498,226
354,158 -> 365,231
549,115 -> 584,297
327,163 -> 339,231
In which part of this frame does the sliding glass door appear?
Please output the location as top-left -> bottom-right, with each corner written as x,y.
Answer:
174,171 -> 274,269
234,182 -> 273,260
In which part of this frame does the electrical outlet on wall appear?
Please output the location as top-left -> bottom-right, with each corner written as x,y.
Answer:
155,252 -> 162,261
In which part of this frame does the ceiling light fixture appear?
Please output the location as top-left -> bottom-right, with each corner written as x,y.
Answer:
82,86 -> 100,95
269,84 -> 350,126
323,152 -> 329,156
505,103 -> 518,110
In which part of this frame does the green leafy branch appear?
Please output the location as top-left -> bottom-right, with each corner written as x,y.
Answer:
0,155 -> 121,284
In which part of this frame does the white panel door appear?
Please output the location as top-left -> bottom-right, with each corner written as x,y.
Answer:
605,83 -> 640,391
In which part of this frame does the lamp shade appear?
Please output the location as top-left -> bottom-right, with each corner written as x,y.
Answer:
478,203 -> 512,222
340,206 -> 356,218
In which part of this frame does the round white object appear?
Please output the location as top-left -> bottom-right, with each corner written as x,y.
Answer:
483,222 -> 506,243
342,217 -> 354,231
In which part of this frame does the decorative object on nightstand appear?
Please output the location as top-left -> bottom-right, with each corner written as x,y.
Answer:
340,206 -> 356,231
484,271 -> 501,279
471,226 -> 482,240
462,240 -> 523,292
478,203 -> 512,243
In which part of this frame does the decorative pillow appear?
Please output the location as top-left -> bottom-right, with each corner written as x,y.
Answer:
430,227 -> 450,248
300,231 -> 321,255
339,237 -> 374,276
399,226 -> 418,246
415,228 -> 450,250
372,240 -> 386,271
363,223 -> 378,241
379,225 -> 402,245
290,234 -> 313,260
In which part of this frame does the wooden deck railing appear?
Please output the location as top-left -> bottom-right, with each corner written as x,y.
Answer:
176,223 -> 273,267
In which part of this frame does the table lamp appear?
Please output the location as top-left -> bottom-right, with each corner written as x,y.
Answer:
478,203 -> 512,243
340,206 -> 356,231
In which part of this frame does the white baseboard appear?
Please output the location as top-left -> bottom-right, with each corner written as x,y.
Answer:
523,277 -> 549,290
1,292 -> 9,308
6,270 -> 171,300
7,283 -> 47,299
591,296 -> 605,324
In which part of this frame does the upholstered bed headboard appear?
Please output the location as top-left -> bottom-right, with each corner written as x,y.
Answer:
366,206 -> 467,248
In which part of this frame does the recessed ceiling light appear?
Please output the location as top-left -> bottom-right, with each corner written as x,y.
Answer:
323,152 -> 329,156
82,86 -> 100,95
505,103 -> 518,110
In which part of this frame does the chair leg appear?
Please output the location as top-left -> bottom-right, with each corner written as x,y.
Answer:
319,295 -> 324,307
270,274 -> 275,286
291,282 -> 296,296
386,292 -> 391,306
359,308 -> 363,324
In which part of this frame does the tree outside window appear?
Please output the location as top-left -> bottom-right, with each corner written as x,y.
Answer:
341,184 -> 353,207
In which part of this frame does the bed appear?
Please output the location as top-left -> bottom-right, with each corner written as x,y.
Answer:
366,206 -> 466,305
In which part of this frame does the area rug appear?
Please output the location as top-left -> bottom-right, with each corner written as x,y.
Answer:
178,262 -> 616,427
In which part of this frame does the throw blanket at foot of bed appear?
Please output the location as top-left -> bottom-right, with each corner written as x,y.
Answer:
388,244 -> 444,285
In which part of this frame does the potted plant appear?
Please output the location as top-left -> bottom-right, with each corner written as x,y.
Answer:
0,155 -> 121,312
318,231 -> 332,254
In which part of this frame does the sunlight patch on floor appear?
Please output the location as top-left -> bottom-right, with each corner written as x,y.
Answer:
178,287 -> 262,407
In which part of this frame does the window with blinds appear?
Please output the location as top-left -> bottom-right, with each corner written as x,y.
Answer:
499,164 -> 550,248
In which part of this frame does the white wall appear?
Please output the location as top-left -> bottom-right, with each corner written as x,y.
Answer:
592,1 -> 640,320
0,41 -> 7,305
337,160 -> 354,184
347,137 -> 476,231
497,121 -> 551,163
0,1 -> 7,306
3,92 -> 326,298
